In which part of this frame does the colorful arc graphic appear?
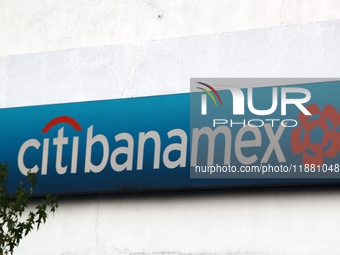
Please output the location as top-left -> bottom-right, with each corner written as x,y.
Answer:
42,116 -> 82,133
197,87 -> 217,105
196,82 -> 222,106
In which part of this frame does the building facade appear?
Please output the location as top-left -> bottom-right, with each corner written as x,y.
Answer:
1,1 -> 340,254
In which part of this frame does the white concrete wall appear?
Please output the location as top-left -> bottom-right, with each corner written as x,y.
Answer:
2,20 -> 340,109
1,1 -> 340,254
1,0 -> 340,56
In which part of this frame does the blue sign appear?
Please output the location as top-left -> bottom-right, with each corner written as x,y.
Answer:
2,79 -> 340,195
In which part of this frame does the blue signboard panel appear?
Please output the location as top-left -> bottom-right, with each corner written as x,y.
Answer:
1,80 -> 340,195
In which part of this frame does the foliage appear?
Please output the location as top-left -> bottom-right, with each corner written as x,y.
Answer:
0,163 -> 58,255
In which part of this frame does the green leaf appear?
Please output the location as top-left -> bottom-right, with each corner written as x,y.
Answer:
0,164 -> 58,254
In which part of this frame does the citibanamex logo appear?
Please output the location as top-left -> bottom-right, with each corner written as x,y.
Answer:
291,104 -> 340,166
